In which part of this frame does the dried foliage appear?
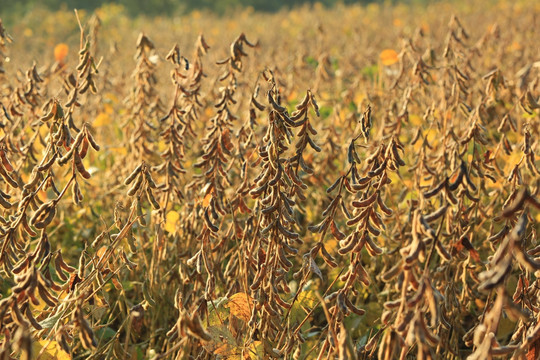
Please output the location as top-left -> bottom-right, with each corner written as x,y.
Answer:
1,1 -> 540,359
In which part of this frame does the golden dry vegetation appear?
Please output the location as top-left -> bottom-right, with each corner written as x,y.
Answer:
0,0 -> 540,359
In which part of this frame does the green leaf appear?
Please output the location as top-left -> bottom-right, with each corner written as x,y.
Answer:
289,289 -> 318,332
361,64 -> 378,80
207,297 -> 230,327
38,311 -> 64,329
95,326 -> 117,342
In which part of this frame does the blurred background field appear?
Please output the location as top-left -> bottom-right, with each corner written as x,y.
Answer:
3,0 -> 536,100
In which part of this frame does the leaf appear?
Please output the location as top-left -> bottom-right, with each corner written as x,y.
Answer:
164,211 -> 180,233
409,114 -> 422,126
245,341 -> 264,360
380,49 -> 398,66
93,112 -> 111,127
203,325 -> 236,356
309,257 -> 323,280
38,312 -> 64,329
207,297 -> 230,327
96,246 -> 108,259
290,289 -> 318,331
527,338 -> 540,360
203,193 -> 213,208
453,236 -> 481,262
54,43 -> 69,63
33,339 -> 71,360
95,326 -> 117,342
225,293 -> 253,322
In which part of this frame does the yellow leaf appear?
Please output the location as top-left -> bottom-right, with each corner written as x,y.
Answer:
203,193 -> 213,208
319,91 -> 330,101
297,289 -> 317,309
507,41 -> 522,52
325,238 -> 338,253
164,211 -> 180,234
93,112 -> 111,127
54,43 -> 69,64
109,147 -> 128,156
204,325 -> 236,356
103,92 -> 119,105
353,92 -> 366,105
225,293 -> 253,322
192,10 -> 201,19
214,343 -> 234,356
424,128 -> 438,145
33,340 -> 71,360
96,246 -> 108,259
380,49 -> 398,66
245,341 -> 264,360
409,114 -> 422,126
226,20 -> 238,31
287,90 -> 298,102
157,140 -> 167,153
104,103 -> 114,115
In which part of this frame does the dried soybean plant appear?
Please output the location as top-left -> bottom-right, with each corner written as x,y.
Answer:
365,12 -> 540,360
234,70 -> 325,357
180,34 -> 210,140
0,16 -> 105,359
310,116 -> 405,358
124,33 -> 162,163
163,33 -> 259,357
0,19 -> 11,72
155,35 -> 208,206
4,63 -> 43,132
155,44 -> 190,210
190,33 -> 256,207
247,72 -> 305,356
185,33 -> 256,294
